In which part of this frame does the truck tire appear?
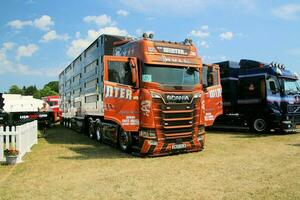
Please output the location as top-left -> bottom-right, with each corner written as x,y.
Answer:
88,120 -> 95,139
95,120 -> 103,142
251,117 -> 268,133
118,130 -> 132,152
69,120 -> 72,128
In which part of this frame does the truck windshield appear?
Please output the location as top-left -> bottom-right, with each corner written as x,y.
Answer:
142,64 -> 200,86
283,79 -> 300,95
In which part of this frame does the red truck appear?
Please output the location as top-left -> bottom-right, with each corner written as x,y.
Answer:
59,34 -> 222,156
42,95 -> 61,123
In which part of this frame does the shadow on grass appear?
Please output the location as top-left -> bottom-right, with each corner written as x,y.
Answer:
44,126 -> 133,160
207,128 -> 292,138
287,143 -> 300,147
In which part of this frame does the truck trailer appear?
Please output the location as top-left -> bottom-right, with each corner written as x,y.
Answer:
213,59 -> 300,133
59,34 -> 222,156
0,94 -> 55,127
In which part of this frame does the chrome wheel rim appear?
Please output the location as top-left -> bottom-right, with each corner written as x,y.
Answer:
254,119 -> 266,132
96,127 -> 101,141
119,131 -> 129,150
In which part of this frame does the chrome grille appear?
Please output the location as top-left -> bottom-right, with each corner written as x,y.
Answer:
153,96 -> 199,140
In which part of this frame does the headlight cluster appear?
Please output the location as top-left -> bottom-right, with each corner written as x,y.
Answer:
150,92 -> 161,99
193,93 -> 201,99
139,129 -> 157,138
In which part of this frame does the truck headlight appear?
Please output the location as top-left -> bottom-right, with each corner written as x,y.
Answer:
150,92 -> 161,99
193,93 -> 201,99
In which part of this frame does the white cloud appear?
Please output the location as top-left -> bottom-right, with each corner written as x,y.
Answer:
190,29 -> 210,39
0,42 -> 61,77
201,25 -> 209,30
135,29 -> 154,37
83,15 -> 116,27
7,15 -> 54,31
33,15 -> 54,31
120,0 -> 257,16
117,9 -> 129,16
219,31 -> 234,40
272,4 -> 300,20
75,31 -> 81,38
2,42 -> 15,52
147,17 -> 156,21
199,41 -> 209,48
40,30 -> 69,42
16,44 -> 39,60
7,20 -> 33,29
67,27 -> 128,58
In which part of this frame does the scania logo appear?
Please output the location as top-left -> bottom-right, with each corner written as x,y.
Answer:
166,95 -> 190,102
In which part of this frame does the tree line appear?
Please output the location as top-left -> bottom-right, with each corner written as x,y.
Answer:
7,81 -> 59,99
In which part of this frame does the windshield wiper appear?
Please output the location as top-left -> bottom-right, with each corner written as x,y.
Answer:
286,90 -> 297,95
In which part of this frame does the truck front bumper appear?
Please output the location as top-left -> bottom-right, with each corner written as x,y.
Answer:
137,134 -> 205,157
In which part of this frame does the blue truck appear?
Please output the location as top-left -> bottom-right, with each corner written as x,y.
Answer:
213,59 -> 300,133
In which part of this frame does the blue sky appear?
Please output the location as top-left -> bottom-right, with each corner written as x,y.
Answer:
1,0 -> 300,92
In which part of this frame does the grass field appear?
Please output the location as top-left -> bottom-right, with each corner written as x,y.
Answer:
0,127 -> 299,200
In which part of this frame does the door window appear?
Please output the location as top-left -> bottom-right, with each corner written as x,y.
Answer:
203,65 -> 219,87
108,61 -> 132,86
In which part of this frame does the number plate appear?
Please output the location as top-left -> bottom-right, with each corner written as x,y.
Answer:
172,144 -> 186,150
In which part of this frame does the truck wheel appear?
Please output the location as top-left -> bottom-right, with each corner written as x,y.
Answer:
88,121 -> 95,139
118,130 -> 132,152
251,117 -> 268,133
95,121 -> 103,142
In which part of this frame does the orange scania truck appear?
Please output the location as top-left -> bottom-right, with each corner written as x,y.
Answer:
59,33 -> 222,156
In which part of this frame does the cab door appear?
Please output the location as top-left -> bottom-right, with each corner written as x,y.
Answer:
203,64 -> 223,126
103,56 -> 140,132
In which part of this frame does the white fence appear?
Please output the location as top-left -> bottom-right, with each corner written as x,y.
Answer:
0,120 -> 38,163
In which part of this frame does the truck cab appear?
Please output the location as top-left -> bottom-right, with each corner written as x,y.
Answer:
265,65 -> 300,132
104,36 -> 208,156
215,59 -> 300,133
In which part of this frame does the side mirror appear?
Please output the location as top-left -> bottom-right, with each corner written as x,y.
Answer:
130,58 -> 138,87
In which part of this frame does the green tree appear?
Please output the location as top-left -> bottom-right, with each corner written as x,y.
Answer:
44,81 -> 59,93
8,85 -> 22,94
33,90 -> 41,99
40,86 -> 58,97
25,85 -> 38,95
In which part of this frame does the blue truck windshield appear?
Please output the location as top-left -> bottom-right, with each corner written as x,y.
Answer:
142,64 -> 200,86
284,79 -> 300,95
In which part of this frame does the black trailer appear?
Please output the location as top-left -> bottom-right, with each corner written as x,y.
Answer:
0,111 -> 54,128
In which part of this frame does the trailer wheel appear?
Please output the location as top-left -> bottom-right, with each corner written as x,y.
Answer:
251,117 -> 268,133
69,120 -> 72,128
95,121 -> 103,142
88,120 -> 95,139
118,130 -> 132,152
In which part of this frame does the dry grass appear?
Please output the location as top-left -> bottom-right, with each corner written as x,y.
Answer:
0,127 -> 299,200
